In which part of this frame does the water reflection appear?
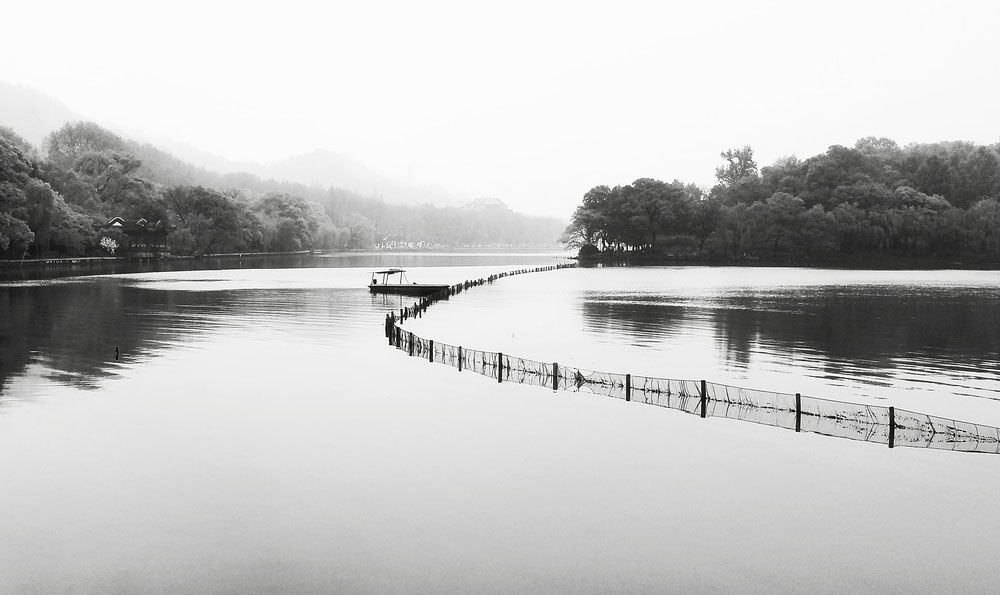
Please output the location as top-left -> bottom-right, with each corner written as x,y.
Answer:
2,280 -> 176,392
0,281 -> 366,396
579,281 -> 1000,403
0,251 -> 570,283
3,261 -> 1000,594
0,253 -> 568,398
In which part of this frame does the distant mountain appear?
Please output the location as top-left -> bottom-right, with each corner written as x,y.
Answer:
0,81 -> 83,147
146,141 -> 464,207
145,137 -> 261,175
0,81 -> 462,207
261,150 -> 463,207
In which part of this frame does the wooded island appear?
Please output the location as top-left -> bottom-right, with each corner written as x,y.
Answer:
562,140 -> 1000,265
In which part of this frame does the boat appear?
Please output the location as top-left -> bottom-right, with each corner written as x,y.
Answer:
368,268 -> 450,297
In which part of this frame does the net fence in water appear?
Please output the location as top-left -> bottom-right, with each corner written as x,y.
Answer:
894,409 -> 1000,454
414,336 -> 431,360
632,376 -> 702,414
704,382 -> 798,430
390,321 -> 1000,455
464,348 -> 499,379
434,342 -> 461,368
506,356 -> 554,389
798,395 -> 891,445
384,262 -> 999,455
556,365 -> 630,400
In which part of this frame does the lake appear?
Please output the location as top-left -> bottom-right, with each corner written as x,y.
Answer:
405,265 -> 1000,425
2,255 -> 999,594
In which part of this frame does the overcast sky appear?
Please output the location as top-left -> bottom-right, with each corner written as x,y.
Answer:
3,0 -> 998,217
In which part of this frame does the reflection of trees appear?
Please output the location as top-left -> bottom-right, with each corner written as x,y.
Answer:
712,298 -> 759,367
580,288 -> 1000,377
0,281 -> 197,392
0,253 -> 322,283
1,277 -> 369,396
726,289 -> 1000,363
580,296 -> 688,341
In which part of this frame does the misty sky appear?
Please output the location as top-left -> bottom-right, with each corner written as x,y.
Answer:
3,0 -> 999,217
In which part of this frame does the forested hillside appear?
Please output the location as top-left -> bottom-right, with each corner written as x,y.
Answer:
563,139 -> 1000,263
0,121 -> 564,258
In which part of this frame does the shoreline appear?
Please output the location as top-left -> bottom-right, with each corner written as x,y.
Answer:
0,251 -> 320,283
0,250 -> 313,268
576,253 -> 1000,270
0,250 -> 574,283
0,247 -> 566,269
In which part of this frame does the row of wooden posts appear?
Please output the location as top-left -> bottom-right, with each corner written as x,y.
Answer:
388,263 -> 577,326
385,263 -> 919,450
393,328 -> 905,450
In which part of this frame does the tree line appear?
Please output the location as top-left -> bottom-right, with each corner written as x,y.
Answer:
563,138 -> 1000,263
1,121 -> 563,259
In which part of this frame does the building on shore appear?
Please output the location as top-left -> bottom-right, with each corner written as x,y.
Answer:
95,217 -> 175,256
463,197 -> 510,212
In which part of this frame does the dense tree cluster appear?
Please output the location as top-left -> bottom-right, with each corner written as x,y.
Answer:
564,139 -> 1000,262
1,121 -> 563,259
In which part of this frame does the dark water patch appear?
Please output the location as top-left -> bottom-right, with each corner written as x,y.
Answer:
578,282 -> 1000,403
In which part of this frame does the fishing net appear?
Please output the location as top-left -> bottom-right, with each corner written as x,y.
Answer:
435,342 -> 461,368
383,263 -> 1000,456
396,330 -> 413,354
631,376 -> 702,414
798,395 -> 890,445
507,357 -> 554,389
555,365 -> 628,399
464,348 -> 499,378
411,336 -> 430,360
894,409 -> 1000,453
704,382 -> 798,430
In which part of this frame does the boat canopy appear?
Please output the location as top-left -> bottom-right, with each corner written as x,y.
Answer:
368,267 -> 449,295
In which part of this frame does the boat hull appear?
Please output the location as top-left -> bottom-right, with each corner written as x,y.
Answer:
369,283 -> 450,297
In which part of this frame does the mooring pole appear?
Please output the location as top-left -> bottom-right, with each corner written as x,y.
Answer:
553,363 -> 559,391
497,353 -> 504,383
795,393 -> 802,432
888,406 -> 896,449
429,340 -> 434,363
625,373 -> 631,402
700,379 -> 708,418
458,346 -> 463,372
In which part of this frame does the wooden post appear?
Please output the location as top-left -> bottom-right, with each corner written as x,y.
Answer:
795,393 -> 802,432
395,327 -> 401,348
553,363 -> 559,391
408,333 -> 414,357
700,379 -> 707,418
497,352 -> 503,383
458,346 -> 463,372
888,406 -> 896,449
625,374 -> 631,402
429,340 -> 434,363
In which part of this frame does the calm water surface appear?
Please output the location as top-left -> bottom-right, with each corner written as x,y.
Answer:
410,266 -> 1000,424
2,257 -> 999,594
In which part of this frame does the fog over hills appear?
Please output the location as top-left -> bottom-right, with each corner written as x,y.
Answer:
153,141 -> 465,208
0,81 -> 466,209
0,81 -> 82,147
1,80 -> 566,259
